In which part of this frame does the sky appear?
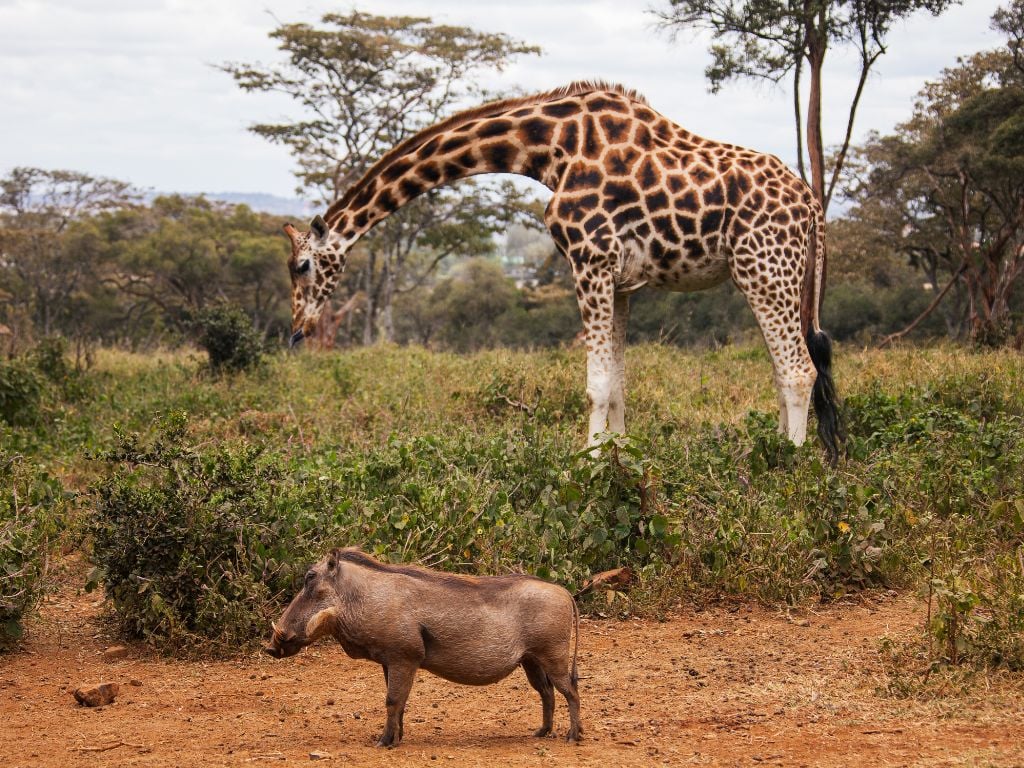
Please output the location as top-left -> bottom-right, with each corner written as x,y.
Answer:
0,0 -> 1007,199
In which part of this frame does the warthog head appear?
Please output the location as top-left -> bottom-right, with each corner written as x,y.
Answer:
264,551 -> 342,659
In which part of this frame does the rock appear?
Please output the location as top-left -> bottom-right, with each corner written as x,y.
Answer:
73,682 -> 119,707
309,751 -> 333,761
129,679 -> 143,687
103,645 -> 130,661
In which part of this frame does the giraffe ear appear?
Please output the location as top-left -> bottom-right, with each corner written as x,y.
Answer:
310,215 -> 328,240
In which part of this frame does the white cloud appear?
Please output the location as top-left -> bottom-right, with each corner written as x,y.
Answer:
0,0 -> 1007,195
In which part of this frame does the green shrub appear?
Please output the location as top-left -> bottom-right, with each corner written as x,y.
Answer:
29,336 -> 92,401
0,358 -> 43,426
87,413 -> 328,651
0,453 -> 66,648
192,304 -> 265,374
0,337 -> 94,427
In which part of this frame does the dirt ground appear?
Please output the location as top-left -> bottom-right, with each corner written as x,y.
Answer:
3,569 -> 1023,768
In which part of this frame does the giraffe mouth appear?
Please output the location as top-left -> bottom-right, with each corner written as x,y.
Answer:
289,329 -> 305,348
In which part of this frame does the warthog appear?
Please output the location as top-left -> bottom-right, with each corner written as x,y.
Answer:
265,547 -> 582,747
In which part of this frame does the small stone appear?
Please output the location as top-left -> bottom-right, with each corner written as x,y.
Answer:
309,751 -> 333,761
73,682 -> 119,707
103,645 -> 129,661
352,712 -> 361,719
129,679 -> 143,687
324,698 -> 335,706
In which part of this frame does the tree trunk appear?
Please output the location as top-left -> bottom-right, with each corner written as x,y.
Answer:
805,43 -> 827,208
380,248 -> 396,343
362,250 -> 377,346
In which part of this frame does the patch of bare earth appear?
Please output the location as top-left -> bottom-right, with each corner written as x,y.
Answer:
2,566 -> 1023,768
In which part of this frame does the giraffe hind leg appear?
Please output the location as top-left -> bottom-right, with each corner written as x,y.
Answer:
732,245 -> 816,446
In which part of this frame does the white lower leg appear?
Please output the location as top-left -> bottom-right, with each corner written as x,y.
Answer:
607,366 -> 625,434
776,382 -> 790,436
781,376 -> 814,446
607,293 -> 629,435
586,364 -> 613,447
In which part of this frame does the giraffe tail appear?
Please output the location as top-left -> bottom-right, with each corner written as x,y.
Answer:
803,198 -> 846,465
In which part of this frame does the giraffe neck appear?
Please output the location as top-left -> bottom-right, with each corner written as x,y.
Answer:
324,109 -> 571,242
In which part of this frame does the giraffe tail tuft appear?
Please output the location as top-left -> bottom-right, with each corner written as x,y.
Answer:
806,329 -> 846,466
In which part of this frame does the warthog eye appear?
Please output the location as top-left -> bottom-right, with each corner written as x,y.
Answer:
304,570 -> 315,586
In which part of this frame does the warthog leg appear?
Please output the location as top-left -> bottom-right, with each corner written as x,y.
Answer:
377,662 -> 416,748
521,657 -> 555,737
542,660 -> 582,742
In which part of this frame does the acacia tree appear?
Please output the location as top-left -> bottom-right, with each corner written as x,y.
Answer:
846,44 -> 1024,345
654,0 -> 958,212
221,12 -> 540,344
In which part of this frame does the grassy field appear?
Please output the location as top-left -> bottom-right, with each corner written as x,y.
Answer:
3,341 -> 1023,668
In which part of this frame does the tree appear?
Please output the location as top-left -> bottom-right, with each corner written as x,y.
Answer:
221,12 -> 541,344
845,45 -> 1024,345
992,0 -> 1024,75
0,168 -> 135,342
100,196 -> 292,342
654,0 -> 958,213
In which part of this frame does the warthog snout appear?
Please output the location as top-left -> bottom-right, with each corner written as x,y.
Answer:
264,623 -> 304,659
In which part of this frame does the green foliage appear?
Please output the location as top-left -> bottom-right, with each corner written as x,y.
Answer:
0,336 -> 91,426
0,357 -> 43,426
847,45 -> 1024,346
0,341 -> 1009,667
192,304 -> 266,374
88,413 -> 329,651
0,453 -> 66,648
28,336 -> 92,401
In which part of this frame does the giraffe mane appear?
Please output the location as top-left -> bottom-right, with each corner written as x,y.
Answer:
324,81 -> 649,226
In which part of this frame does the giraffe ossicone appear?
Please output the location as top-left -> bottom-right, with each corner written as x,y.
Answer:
282,80 -> 845,463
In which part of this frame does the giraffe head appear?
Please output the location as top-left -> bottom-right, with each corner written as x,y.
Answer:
283,215 -> 351,346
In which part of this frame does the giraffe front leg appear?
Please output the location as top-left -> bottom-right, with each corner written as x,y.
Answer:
775,376 -> 790,437
585,348 -> 614,447
607,292 -> 630,435
574,268 -> 617,449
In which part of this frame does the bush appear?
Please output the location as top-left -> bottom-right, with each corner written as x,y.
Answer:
28,336 -> 91,401
88,413 -> 328,651
192,304 -> 265,374
0,453 -> 66,648
0,358 -> 43,426
0,337 -> 92,427
323,430 -> 676,584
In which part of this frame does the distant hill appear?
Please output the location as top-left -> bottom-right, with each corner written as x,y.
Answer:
145,191 -> 318,218
198,192 -> 317,218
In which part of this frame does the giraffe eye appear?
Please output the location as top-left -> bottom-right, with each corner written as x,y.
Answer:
296,259 -> 311,275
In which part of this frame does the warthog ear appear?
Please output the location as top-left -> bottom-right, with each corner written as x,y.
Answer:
327,551 -> 338,571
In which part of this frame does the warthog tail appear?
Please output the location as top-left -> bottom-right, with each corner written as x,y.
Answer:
570,597 -> 579,687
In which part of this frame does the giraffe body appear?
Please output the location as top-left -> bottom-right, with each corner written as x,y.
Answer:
285,82 -> 844,461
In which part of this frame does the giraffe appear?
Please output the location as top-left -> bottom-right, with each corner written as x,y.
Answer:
283,81 -> 845,462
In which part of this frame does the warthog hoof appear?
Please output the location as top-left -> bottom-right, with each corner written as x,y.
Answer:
533,726 -> 552,738
375,733 -> 398,749
565,725 -> 582,743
